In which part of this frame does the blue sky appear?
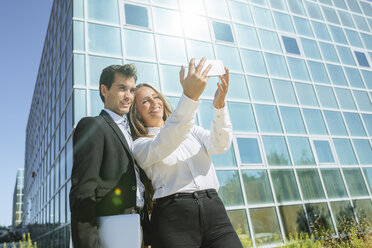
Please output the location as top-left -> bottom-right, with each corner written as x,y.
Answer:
0,1 -> 52,226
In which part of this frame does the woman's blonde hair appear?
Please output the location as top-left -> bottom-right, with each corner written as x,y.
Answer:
129,83 -> 173,140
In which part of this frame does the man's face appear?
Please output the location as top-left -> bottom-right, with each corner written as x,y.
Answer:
101,73 -> 135,116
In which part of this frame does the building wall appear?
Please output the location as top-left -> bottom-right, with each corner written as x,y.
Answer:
24,0 -> 372,247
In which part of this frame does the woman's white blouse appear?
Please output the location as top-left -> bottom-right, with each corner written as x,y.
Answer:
132,93 -> 232,199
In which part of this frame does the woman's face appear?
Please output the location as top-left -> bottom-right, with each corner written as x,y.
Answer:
135,86 -> 165,127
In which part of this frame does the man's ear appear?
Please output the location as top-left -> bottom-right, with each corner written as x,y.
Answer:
100,84 -> 107,101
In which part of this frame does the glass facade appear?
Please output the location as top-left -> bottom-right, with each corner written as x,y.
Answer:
23,0 -> 372,247
12,168 -> 24,227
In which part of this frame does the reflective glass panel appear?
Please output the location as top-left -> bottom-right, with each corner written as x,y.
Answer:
307,61 -> 330,84
124,29 -> 156,60
353,15 -> 370,32
269,0 -> 287,11
153,7 -> 182,36
282,36 -> 300,54
73,21 -> 84,51
73,54 -> 85,86
157,35 -> 186,64
322,169 -> 347,198
237,138 -> 262,164
343,112 -> 367,136
228,102 -> 257,132
241,170 -> 273,204
258,29 -> 282,53
273,12 -> 295,33
88,23 -> 122,56
126,60 -> 160,89
353,199 -> 372,228
353,139 -> 372,164
264,53 -> 289,78
252,6 -> 275,29
345,29 -> 363,48
339,11 -> 355,28
312,21 -> 331,41
334,88 -> 357,110
280,107 -> 306,134
327,64 -> 348,86
160,64 -> 182,95
305,1 -> 323,20
212,21 -> 234,42
229,1 -> 253,24
322,6 -> 340,24
313,140 -> 335,163
255,105 -> 283,133
287,58 -> 310,81
182,14 -> 211,41
89,90 -> 103,117
249,76 -> 274,103
234,24 -> 260,49
354,51 -> 370,67
250,207 -> 282,245
297,169 -> 325,200
271,169 -> 300,202
212,145 -> 237,168
361,33 -> 372,50
362,114 -> 372,136
216,44 -> 243,72
205,0 -> 230,20
344,67 -> 364,88
227,210 -> 250,236
324,111 -> 348,136
306,203 -> 335,237
88,0 -> 119,24
227,74 -> 250,100
353,90 -> 372,111
262,136 -> 291,166
293,17 -> 314,37
364,168 -> 372,192
179,0 -> 205,15
361,70 -> 372,89
73,89 -> 86,126
124,4 -> 148,27
279,205 -> 309,238
343,168 -> 369,196
241,49 -> 267,75
336,46 -> 356,66
315,86 -> 338,108
301,38 -> 322,59
287,0 -> 306,15
319,42 -> 339,63
216,170 -> 244,206
334,139 -> 357,165
288,137 -> 316,165
186,40 -> 214,61
272,79 -> 298,105
329,26 -> 347,44
330,201 -> 356,234
295,83 -> 319,107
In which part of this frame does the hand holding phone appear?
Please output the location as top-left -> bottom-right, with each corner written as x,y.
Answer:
194,59 -> 225,77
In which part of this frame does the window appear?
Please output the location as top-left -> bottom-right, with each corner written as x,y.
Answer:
279,107 -> 306,134
241,170 -> 273,204
273,12 -> 295,33
227,210 -> 250,236
156,35 -> 187,64
330,201 -> 356,234
282,36 -> 300,54
183,14 -> 210,41
250,207 -> 282,245
237,138 -> 262,164
345,29 -> 363,48
215,44 -> 243,72
270,169 -> 301,202
258,29 -> 282,52
279,205 -> 309,238
313,140 -> 335,163
343,168 -> 369,196
361,70 -> 372,89
229,1 -> 252,24
88,0 -> 119,24
216,170 -> 244,206
336,46 -> 356,66
297,169 -> 325,200
160,64 -> 182,95
354,51 -> 370,67
353,199 -> 372,227
262,136 -> 291,166
361,33 -> 372,50
344,67 -> 364,88
234,24 -> 260,49
248,76 -> 274,103
252,6 -> 275,29
287,57 -> 310,81
353,14 -> 370,32
88,55 -> 122,86
329,25 -> 347,44
326,64 -> 348,86
124,29 -> 156,60
211,146 -> 237,168
334,88 -> 357,110
271,79 -> 298,105
227,74 -> 250,100
323,111 -> 348,136
73,54 -> 85,86
212,21 -> 234,42
322,6 -> 340,24
293,16 -> 314,37
124,4 -> 148,28
312,21 -> 331,41
363,168 -> 372,191
88,23 -> 122,56
321,169 -> 348,198
333,138 -> 357,165
301,38 -> 321,59
315,86 -> 338,108
73,21 -> 84,51
319,42 -> 339,63
339,11 -> 355,28
307,61 -> 330,84
305,1 -> 323,20
205,0 -> 229,20
228,102 -> 257,132
287,137 -> 316,165
186,40 -> 214,61
362,114 -> 372,136
343,112 -> 367,136
255,105 -> 283,133
353,90 -> 372,111
241,49 -> 267,75
306,203 -> 335,237
126,60 -> 160,89
295,83 -> 319,107
153,7 -> 182,36
353,139 -> 372,164
264,53 -> 289,78
287,0 -> 306,15
179,0 -> 204,15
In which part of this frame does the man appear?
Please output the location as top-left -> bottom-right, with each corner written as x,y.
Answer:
69,64 -> 151,247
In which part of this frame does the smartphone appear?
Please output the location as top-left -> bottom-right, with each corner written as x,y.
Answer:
194,59 -> 225,77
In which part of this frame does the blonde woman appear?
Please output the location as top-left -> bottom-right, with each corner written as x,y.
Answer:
129,58 -> 242,248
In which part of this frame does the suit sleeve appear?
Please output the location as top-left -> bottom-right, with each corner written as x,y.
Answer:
70,117 -> 104,248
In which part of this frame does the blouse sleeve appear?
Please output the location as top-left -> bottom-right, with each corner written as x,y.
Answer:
192,104 -> 232,156
132,93 -> 199,169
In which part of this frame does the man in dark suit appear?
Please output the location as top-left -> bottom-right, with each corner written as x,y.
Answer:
69,64 -> 151,247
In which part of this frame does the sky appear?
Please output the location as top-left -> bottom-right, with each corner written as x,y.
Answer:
0,1 -> 53,226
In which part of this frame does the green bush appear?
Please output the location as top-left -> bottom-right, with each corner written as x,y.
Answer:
3,233 -> 37,248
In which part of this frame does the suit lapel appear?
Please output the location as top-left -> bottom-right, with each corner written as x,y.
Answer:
100,110 -> 131,152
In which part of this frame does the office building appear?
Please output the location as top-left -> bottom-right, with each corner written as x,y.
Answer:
12,168 -> 24,227
23,0 -> 372,246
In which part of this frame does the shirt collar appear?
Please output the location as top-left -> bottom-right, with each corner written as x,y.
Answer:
146,127 -> 161,136
103,108 -> 127,125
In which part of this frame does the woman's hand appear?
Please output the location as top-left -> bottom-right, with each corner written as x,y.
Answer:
179,58 -> 212,101
213,67 -> 229,109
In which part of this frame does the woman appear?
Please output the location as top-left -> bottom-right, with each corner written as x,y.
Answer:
129,58 -> 242,248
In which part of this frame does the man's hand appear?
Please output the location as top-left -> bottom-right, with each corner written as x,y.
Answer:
179,58 -> 212,101
213,67 -> 229,109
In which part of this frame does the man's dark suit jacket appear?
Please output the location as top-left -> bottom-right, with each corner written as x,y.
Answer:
69,110 -> 150,248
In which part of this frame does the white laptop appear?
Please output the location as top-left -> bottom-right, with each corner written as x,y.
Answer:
97,214 -> 141,248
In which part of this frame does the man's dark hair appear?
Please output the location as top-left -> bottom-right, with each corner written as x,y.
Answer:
99,64 -> 138,102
